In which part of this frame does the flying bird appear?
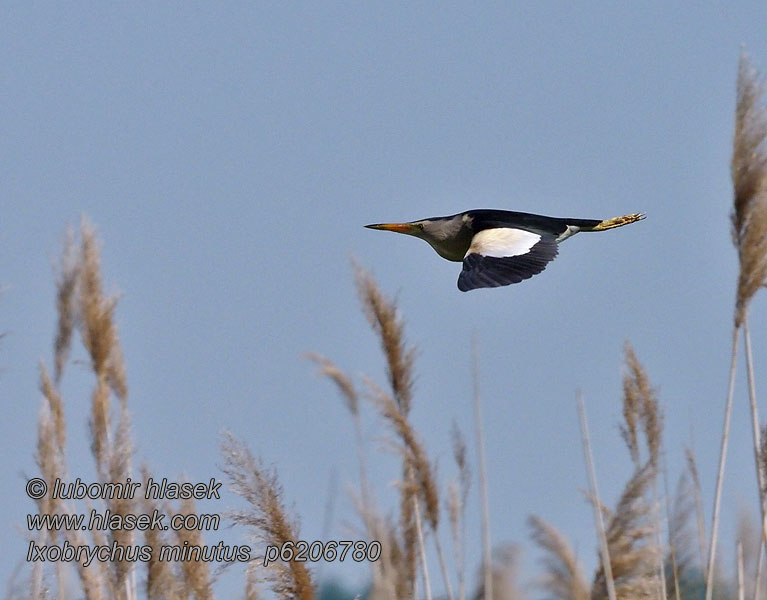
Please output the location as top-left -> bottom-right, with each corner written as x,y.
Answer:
365,209 -> 644,291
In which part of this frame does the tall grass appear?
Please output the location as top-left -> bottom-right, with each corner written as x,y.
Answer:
708,51 -> 767,600
15,50 -> 767,600
18,221 -> 767,600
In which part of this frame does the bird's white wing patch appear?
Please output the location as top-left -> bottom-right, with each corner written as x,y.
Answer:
466,228 -> 541,259
458,229 -> 558,291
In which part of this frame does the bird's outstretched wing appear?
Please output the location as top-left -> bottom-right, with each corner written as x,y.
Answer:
457,228 -> 559,291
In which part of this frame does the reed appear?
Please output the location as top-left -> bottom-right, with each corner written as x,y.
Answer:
708,51 -> 767,600
528,516 -> 589,600
221,431 -> 315,600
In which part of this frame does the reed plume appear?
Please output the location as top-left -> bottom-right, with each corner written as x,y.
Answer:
221,431 -> 315,600
528,516 -> 589,600
592,463 -> 659,600
141,467 -> 185,600
621,343 -> 665,598
53,227 -> 78,384
354,261 -> 415,415
367,379 -> 442,599
173,495 -> 215,600
620,343 -> 663,469
368,384 -> 440,533
732,52 -> 767,327
354,263 -> 432,599
306,352 -> 409,599
709,51 -> 767,600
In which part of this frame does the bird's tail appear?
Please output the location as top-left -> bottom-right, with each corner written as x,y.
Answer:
589,212 -> 645,231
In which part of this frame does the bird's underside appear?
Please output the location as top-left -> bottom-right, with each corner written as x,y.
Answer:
365,209 -> 644,291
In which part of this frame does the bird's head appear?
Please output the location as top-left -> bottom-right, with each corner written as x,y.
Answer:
365,217 -> 460,243
365,215 -> 470,262
365,221 -> 426,238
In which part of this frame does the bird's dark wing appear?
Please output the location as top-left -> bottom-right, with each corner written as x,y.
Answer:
457,228 -> 558,291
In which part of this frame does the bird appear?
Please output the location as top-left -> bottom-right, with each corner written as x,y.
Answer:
365,209 -> 645,291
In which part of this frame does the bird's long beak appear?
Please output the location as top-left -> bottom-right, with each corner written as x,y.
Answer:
365,222 -> 418,234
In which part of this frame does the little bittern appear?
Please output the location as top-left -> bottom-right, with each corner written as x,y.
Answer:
366,209 -> 644,291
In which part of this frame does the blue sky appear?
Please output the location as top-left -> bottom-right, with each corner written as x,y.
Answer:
3,2 -> 767,596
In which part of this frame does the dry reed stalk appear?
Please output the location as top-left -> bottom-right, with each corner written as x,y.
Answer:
621,377 -> 640,466
432,526 -> 455,600
221,432 -> 315,600
37,366 -> 64,517
305,352 -> 404,596
30,221 -> 207,599
366,382 -> 432,502
594,463 -> 659,600
398,470 -> 418,599
621,344 -> 665,600
245,561 -> 261,600
685,446 -> 708,578
79,220 -> 127,403
172,496 -> 214,600
33,396 -> 57,600
141,468 -> 184,600
621,343 -> 662,469
89,377 -> 111,474
54,227 -> 79,384
107,407 -> 135,597
410,481 -> 433,600
744,318 -> 767,600
737,508 -> 761,600
474,545 -> 523,600
576,393 -> 617,600
761,427 -> 767,575
732,52 -> 767,329
355,264 -> 438,599
707,326 -> 741,600
367,381 -> 439,600
666,470 -> 698,600
447,482 -> 463,599
733,49 -> 767,600
31,222 -> 141,600
37,429 -> 106,600
734,52 -> 767,596
305,353 -> 358,416
473,337 -> 494,600
39,364 -> 65,452
741,541 -> 747,600
79,223 -> 117,474
354,262 -> 415,415
362,513 -> 406,600
662,459 -> 682,600
761,426 -> 767,497
77,222 -> 134,599
528,516 -> 589,600
710,50 -> 767,600
760,424 -> 767,600
449,422 -> 470,600
306,353 -> 372,518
